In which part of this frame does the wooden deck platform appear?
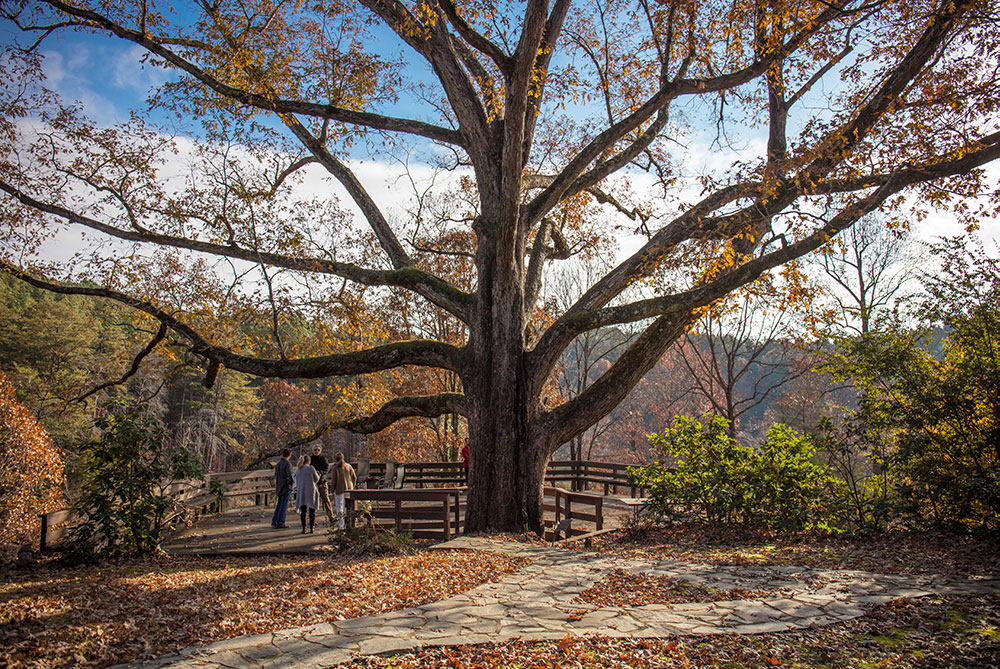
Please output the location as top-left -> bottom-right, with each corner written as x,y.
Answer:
160,494 -> 639,556
162,508 -> 334,555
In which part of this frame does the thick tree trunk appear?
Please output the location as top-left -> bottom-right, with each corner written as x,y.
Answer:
463,198 -> 549,533
463,396 -> 549,533
463,346 -> 537,532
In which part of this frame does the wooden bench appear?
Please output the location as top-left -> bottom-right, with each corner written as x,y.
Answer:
543,486 -> 604,539
346,487 -> 466,540
620,496 -> 651,521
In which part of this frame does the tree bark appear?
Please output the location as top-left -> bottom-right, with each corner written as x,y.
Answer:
463,185 -> 552,532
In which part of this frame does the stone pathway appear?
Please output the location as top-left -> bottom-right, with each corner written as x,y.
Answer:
124,538 -> 1000,668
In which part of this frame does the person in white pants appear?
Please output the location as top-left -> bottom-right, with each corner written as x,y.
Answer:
332,452 -> 357,530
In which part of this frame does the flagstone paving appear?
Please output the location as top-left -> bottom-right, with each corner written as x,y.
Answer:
124,537 -> 1000,668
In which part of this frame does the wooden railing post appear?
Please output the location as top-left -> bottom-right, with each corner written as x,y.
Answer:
554,488 -> 562,525
442,494 -> 451,540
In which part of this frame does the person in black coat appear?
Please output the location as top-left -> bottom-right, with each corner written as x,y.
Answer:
270,448 -> 293,528
311,444 -> 335,525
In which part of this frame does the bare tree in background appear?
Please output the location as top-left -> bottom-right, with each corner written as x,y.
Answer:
818,213 -> 917,335
550,264 -> 636,465
679,283 -> 814,440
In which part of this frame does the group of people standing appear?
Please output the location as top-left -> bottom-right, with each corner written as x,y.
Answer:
270,444 -> 357,533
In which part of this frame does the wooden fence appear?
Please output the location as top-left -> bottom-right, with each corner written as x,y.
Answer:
404,462 -> 467,487
359,459 -> 645,493
38,470 -> 274,551
40,459 -> 645,549
343,486 -> 602,541
545,460 -> 649,496
346,488 -> 465,540
543,486 -> 604,538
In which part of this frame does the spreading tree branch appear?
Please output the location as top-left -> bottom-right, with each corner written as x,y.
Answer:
247,392 -> 465,467
282,116 -> 413,269
0,181 -> 473,322
357,0 -> 492,161
73,322 -> 169,402
31,0 -> 465,146
522,0 -> 854,228
0,261 -> 467,379
532,135 -> 1000,437
534,0 -> 986,383
438,0 -> 510,73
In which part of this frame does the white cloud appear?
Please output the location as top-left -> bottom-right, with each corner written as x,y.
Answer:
40,46 -> 120,123
113,45 -> 171,94
39,49 -> 67,87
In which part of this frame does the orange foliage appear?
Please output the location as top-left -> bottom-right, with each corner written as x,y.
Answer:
364,419 -> 441,464
0,368 -> 65,559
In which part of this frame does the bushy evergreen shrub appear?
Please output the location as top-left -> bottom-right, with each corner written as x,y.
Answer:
61,401 -> 202,564
633,414 -> 838,530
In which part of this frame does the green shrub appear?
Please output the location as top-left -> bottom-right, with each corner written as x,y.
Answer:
61,401 -> 203,564
632,414 -> 759,526
820,239 -> 1000,532
632,414 -> 839,531
757,424 -> 840,530
812,415 -> 894,530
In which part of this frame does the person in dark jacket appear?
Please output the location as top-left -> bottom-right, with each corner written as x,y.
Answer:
311,444 -> 335,526
270,448 -> 293,528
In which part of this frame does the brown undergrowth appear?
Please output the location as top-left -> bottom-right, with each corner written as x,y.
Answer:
584,524 -> 1000,576
0,548 -> 527,668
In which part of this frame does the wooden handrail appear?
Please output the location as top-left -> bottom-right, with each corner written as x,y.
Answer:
41,459 -> 644,548
346,487 -> 465,540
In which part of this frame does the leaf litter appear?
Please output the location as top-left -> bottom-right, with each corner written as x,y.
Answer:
582,524 -> 1000,576
0,548 -> 526,668
575,568 -> 772,607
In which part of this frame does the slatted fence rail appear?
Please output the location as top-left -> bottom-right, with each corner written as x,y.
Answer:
37,469 -> 275,551
40,459 -> 648,549
545,460 -> 649,496
346,488 -> 465,540
543,486 -> 604,539
402,462 -> 467,487
207,470 -> 277,510
365,460 -> 644,493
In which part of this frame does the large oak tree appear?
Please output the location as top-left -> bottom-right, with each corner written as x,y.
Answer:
1,0 -> 998,531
